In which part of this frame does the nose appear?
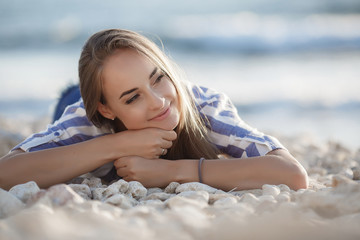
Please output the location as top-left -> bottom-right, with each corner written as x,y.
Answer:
148,90 -> 165,110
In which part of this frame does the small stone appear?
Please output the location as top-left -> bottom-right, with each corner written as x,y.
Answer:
178,191 -> 209,203
258,195 -> 277,203
262,184 -> 280,197
0,188 -> 25,218
165,195 -> 208,209
45,184 -> 84,206
102,179 -> 129,200
339,168 -> 354,179
209,193 -> 235,204
213,196 -> 238,206
138,199 -> 164,208
9,181 -> 40,203
214,189 -> 227,194
241,193 -> 259,205
147,188 -> 163,195
143,192 -> 174,201
27,184 -> 84,207
332,174 -> 354,187
164,182 -> 180,193
81,177 -> 103,190
104,193 -> 137,209
352,167 -> 360,180
92,188 -> 106,201
275,192 -> 291,203
175,182 -> 218,194
66,176 -> 85,184
126,181 -> 147,200
278,184 -> 291,193
68,184 -> 92,200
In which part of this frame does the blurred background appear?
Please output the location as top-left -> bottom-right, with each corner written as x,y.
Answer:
0,0 -> 359,150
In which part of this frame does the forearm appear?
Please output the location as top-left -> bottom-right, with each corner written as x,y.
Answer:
0,134 -> 122,190
172,150 -> 308,191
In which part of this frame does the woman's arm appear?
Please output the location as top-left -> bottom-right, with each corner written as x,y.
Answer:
0,128 -> 176,190
174,149 -> 308,191
114,149 -> 308,191
0,134 -> 120,190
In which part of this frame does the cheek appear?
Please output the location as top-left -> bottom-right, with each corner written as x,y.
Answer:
117,109 -> 147,130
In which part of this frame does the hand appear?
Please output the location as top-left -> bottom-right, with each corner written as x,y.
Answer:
115,128 -> 177,159
114,156 -> 174,188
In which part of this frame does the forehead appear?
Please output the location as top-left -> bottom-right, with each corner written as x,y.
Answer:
102,48 -> 155,87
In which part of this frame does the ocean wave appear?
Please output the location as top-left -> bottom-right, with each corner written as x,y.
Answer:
1,0 -> 360,54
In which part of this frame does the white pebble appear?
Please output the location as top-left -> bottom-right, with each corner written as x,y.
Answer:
102,179 -> 129,200
164,182 -> 180,193
332,174 -> 354,187
241,193 -> 260,205
209,193 -> 235,204
147,187 -> 163,195
165,195 -> 208,209
262,184 -> 280,197
213,196 -> 238,206
9,181 -> 40,203
175,182 -> 218,194
0,188 -> 25,218
178,191 -> 209,203
275,192 -> 291,203
126,181 -> 147,200
138,199 -> 164,208
278,184 -> 291,193
92,188 -> 106,201
104,193 -> 137,209
258,195 -> 277,204
339,168 -> 354,180
143,192 -> 174,201
352,167 -> 360,180
81,177 -> 103,190
41,184 -> 84,206
68,184 -> 92,200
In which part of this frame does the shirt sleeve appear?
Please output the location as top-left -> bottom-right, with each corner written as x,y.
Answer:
189,83 -> 286,158
12,99 -> 112,153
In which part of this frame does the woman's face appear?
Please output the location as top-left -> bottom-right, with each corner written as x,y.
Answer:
98,48 -> 180,131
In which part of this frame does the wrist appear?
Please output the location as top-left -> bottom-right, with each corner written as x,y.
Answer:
171,159 -> 198,183
99,132 -> 127,160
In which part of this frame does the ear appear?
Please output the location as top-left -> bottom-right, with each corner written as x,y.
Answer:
97,102 -> 116,120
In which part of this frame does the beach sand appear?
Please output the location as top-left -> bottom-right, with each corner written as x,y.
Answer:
1,116 -> 360,240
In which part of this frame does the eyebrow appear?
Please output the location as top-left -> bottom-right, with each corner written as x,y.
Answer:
149,67 -> 158,79
119,67 -> 158,99
119,88 -> 138,99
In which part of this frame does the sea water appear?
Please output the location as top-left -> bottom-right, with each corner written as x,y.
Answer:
0,0 -> 359,149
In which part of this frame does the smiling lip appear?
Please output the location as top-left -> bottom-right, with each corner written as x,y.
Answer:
150,106 -> 171,121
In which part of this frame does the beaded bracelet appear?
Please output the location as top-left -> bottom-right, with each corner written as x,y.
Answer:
198,157 -> 205,183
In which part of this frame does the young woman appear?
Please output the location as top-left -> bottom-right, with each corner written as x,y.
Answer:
0,29 -> 308,191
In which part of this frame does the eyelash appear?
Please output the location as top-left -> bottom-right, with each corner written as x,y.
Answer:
125,74 -> 165,104
155,74 -> 164,83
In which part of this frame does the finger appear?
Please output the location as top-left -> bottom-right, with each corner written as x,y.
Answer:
161,139 -> 173,149
116,167 -> 128,177
162,130 -> 177,141
158,148 -> 167,156
114,158 -> 128,169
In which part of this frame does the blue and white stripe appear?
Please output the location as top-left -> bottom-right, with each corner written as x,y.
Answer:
13,82 -> 284,158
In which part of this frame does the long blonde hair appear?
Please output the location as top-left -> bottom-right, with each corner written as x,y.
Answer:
79,29 -> 220,160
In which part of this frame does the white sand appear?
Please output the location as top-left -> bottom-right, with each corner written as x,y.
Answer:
1,117 -> 360,240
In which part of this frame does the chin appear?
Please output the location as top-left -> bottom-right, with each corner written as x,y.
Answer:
161,117 -> 180,131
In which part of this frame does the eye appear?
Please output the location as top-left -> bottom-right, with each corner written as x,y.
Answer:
125,94 -> 139,104
154,74 -> 164,84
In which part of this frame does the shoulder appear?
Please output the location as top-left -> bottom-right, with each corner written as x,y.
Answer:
185,81 -> 239,120
185,81 -> 231,107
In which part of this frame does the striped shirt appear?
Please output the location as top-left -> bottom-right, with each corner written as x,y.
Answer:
12,82 -> 285,176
